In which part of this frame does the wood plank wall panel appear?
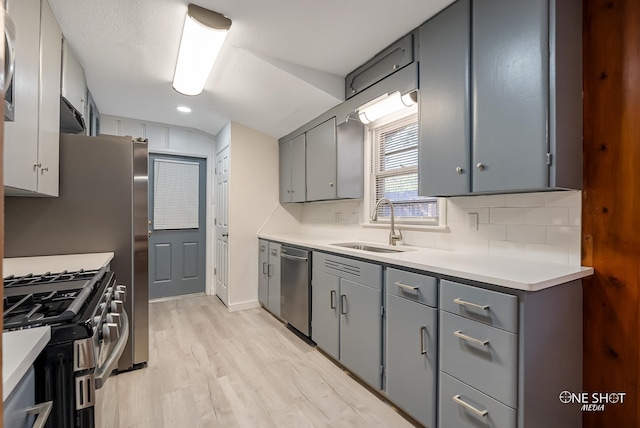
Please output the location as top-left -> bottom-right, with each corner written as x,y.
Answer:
583,0 -> 640,426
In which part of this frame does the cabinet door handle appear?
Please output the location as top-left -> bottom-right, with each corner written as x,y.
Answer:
452,395 -> 488,418
341,294 -> 347,315
262,262 -> 267,275
454,330 -> 489,346
476,162 -> 486,171
330,290 -> 336,309
267,264 -> 273,277
41,166 -> 49,174
419,326 -> 427,355
395,282 -> 419,292
25,400 -> 53,428
454,298 -> 489,311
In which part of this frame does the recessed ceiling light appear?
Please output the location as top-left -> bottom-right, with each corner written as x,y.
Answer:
177,106 -> 192,113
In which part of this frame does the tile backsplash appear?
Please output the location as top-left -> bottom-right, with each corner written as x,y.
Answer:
293,191 -> 582,265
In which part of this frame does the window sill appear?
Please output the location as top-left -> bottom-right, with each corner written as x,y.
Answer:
361,222 -> 450,233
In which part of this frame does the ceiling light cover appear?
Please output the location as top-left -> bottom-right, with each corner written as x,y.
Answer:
356,91 -> 417,124
172,4 -> 232,96
177,106 -> 192,113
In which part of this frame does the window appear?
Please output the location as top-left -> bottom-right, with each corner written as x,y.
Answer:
369,112 -> 438,224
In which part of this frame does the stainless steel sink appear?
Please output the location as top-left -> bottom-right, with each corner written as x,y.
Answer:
331,242 -> 411,253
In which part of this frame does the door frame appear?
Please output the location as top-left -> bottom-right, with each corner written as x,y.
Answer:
149,150 -> 213,296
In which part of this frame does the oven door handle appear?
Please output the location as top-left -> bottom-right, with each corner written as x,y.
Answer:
25,400 -> 53,428
94,310 -> 129,389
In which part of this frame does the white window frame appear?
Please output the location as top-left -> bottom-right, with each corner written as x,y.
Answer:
363,106 -> 447,228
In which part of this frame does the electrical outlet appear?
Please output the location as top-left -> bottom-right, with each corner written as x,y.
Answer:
467,212 -> 479,231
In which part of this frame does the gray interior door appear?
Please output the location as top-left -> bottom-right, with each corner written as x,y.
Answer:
148,154 -> 206,299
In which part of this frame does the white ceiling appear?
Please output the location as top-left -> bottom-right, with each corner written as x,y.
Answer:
48,0 -> 455,139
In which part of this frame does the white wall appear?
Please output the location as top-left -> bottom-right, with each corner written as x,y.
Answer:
271,190 -> 582,266
101,115 -> 216,293
226,122 -> 279,311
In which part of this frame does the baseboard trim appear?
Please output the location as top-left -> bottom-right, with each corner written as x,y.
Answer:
149,292 -> 205,303
228,300 -> 261,312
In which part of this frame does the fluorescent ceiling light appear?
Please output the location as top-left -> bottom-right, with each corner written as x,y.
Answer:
172,4 -> 232,96
176,106 -> 192,113
356,91 -> 417,124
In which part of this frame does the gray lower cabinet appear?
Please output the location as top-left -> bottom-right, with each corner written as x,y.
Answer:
279,134 -> 306,203
258,240 -> 281,317
439,278 -> 583,428
385,292 -> 437,427
311,252 -> 383,389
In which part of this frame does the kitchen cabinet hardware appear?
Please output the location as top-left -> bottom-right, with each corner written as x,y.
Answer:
25,400 -> 53,428
456,167 -> 464,174
33,163 -> 41,170
329,182 -> 334,187
330,290 -> 336,309
454,297 -> 489,311
395,281 -> 419,292
40,166 -> 49,174
341,294 -> 347,315
420,326 -> 427,355
454,330 -> 489,347
476,162 -> 485,171
262,262 -> 267,275
452,394 -> 489,418
147,231 -> 151,237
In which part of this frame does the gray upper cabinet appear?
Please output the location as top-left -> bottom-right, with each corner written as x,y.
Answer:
418,0 -> 471,196
279,134 -> 306,203
345,33 -> 415,99
472,0 -> 548,192
418,0 -> 582,196
306,118 -> 337,201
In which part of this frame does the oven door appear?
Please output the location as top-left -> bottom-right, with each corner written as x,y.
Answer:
93,311 -> 129,428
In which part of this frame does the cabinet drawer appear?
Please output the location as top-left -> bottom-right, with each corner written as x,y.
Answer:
313,252 -> 382,290
440,280 -> 518,333
440,311 -> 517,408
386,268 -> 437,307
440,372 -> 516,428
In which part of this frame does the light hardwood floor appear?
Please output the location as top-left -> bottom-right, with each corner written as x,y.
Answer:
114,295 -> 417,428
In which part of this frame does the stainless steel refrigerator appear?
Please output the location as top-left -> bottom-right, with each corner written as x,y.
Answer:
4,133 -> 149,371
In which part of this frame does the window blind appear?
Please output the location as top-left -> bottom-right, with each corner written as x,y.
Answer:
370,113 -> 438,220
153,159 -> 200,230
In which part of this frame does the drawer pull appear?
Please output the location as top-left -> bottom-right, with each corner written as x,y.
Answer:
330,290 -> 336,309
454,330 -> 489,346
396,282 -> 419,292
420,326 -> 427,355
452,394 -> 489,418
454,297 -> 489,311
341,294 -> 347,315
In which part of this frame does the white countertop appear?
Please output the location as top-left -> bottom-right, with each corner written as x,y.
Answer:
3,252 -> 115,277
3,327 -> 51,402
259,234 -> 593,291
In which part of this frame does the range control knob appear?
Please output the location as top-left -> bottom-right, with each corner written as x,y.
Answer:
115,285 -> 127,301
114,290 -> 126,302
102,322 -> 119,343
107,313 -> 121,325
98,302 -> 107,313
110,300 -> 124,313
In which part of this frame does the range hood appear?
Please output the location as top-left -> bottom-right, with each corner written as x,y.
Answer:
60,96 -> 86,134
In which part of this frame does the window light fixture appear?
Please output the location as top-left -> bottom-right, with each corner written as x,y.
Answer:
172,4 -> 232,96
356,91 -> 417,124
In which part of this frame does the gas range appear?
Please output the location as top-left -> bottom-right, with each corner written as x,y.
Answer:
3,267 -> 128,428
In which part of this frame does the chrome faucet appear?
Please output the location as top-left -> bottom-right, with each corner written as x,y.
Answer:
371,198 -> 403,246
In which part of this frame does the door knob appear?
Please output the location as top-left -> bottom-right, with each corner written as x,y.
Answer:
222,233 -> 228,238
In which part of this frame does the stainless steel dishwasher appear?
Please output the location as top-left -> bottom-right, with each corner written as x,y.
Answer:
280,246 -> 311,337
